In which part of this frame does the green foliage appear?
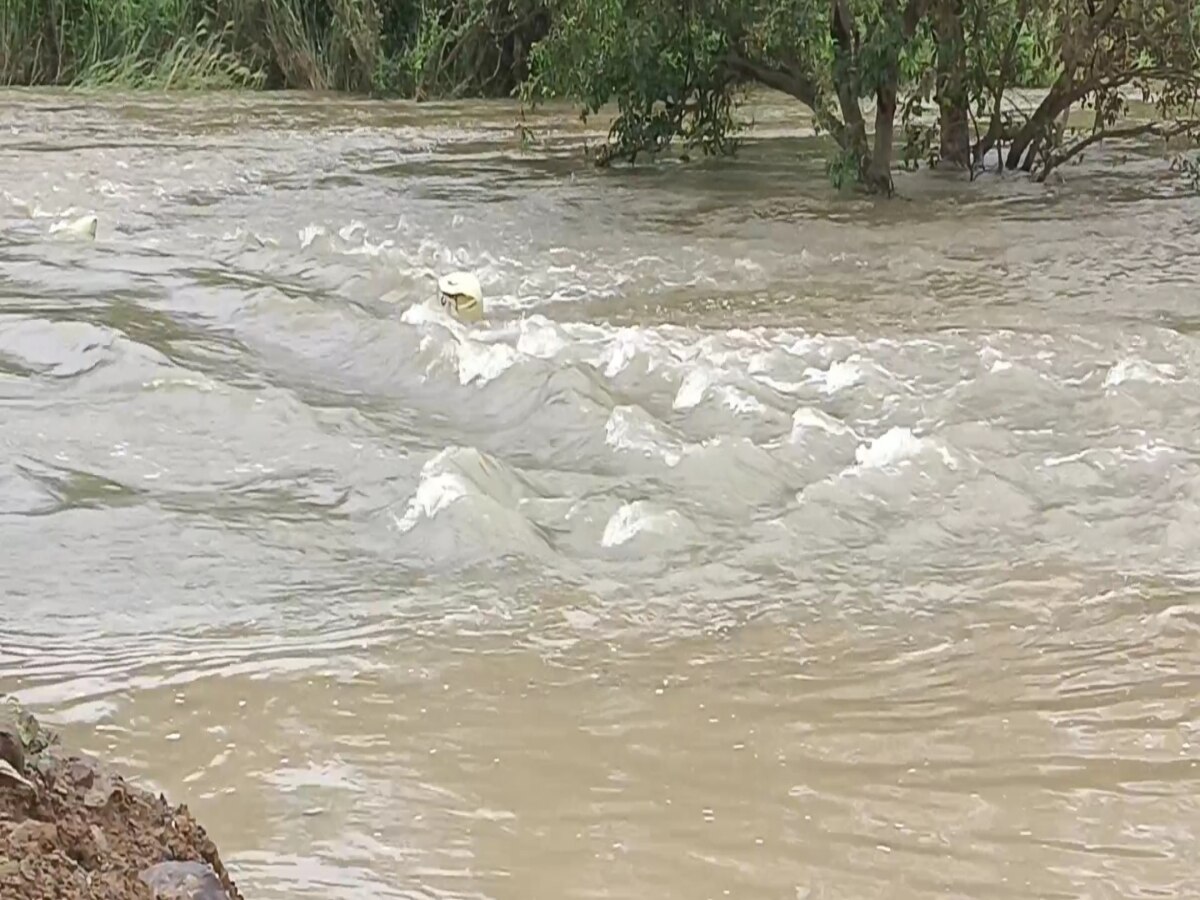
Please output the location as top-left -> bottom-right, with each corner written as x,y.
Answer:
0,0 -> 548,97
522,0 -> 742,163
383,0 -> 547,99
525,0 -> 935,182
0,0 -> 263,88
525,0 -> 1200,192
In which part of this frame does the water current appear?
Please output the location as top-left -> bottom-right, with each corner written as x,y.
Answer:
1,88 -> 1199,900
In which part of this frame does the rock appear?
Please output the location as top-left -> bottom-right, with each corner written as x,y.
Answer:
0,757 -> 35,793
9,819 -> 57,848
0,696 -> 245,900
2,697 -> 56,756
67,759 -> 96,789
0,729 -> 24,773
140,861 -> 233,900
84,782 -> 118,808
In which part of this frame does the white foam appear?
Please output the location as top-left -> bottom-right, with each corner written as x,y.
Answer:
805,357 -> 864,393
455,340 -> 518,386
391,311 -> 872,432
717,385 -> 765,414
399,301 -> 449,327
790,407 -> 855,441
673,368 -> 712,410
338,221 -> 367,242
604,406 -> 683,467
392,472 -> 469,533
601,500 -> 685,547
391,446 -> 534,534
854,426 -> 955,470
298,223 -> 327,249
516,315 -> 568,359
979,346 -> 1013,373
1103,357 -> 1177,387
600,327 -> 662,377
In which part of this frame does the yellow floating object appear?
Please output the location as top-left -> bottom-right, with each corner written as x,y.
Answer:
437,271 -> 484,323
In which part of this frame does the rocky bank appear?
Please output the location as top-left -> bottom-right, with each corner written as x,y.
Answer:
0,698 -> 243,900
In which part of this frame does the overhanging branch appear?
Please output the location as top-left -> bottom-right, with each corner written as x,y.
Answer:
723,49 -> 847,145
1037,117 -> 1200,181
723,49 -> 820,109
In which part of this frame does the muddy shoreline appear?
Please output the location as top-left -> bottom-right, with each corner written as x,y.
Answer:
1,698 -> 243,900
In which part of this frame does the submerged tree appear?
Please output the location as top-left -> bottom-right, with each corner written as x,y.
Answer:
520,0 -> 1200,193
970,0 -> 1200,182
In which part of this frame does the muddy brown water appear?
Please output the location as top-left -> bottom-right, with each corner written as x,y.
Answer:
1,87 -> 1199,900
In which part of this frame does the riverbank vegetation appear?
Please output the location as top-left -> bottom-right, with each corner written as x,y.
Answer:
0,0 -> 548,96
2,0 -> 1197,192
523,0 -> 1200,191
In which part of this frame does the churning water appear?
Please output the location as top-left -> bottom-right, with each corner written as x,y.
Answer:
1,88 -> 1199,899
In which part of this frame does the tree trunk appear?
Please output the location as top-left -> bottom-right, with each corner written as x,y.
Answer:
827,0 -> 906,194
1005,73 -> 1073,170
868,83 -> 898,193
933,0 -> 970,168
831,64 -> 877,189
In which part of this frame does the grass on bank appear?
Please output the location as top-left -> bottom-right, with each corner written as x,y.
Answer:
0,0 -> 542,95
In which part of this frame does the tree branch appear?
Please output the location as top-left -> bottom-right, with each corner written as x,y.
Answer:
723,49 -> 820,109
1037,117 -> 1200,182
723,49 -> 847,146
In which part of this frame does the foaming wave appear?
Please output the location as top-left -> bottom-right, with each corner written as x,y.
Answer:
1103,357 -> 1179,388
388,446 -> 556,565
515,314 -> 570,358
853,426 -> 957,471
789,407 -> 857,441
671,436 -> 798,514
604,404 -> 802,512
605,405 -> 685,467
600,500 -> 697,552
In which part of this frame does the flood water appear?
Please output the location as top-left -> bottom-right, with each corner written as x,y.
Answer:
1,87 -> 1199,899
